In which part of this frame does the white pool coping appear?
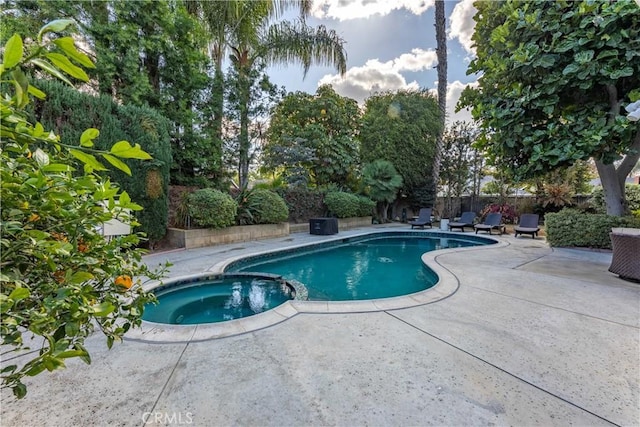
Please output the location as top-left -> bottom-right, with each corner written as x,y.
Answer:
125,230 -> 506,343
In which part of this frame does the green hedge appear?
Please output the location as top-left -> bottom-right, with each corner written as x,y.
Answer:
356,196 -> 376,217
188,189 -> 237,228
324,191 -> 360,218
31,80 -> 171,243
279,187 -> 326,223
247,189 -> 289,224
545,208 -> 640,248
591,184 -> 640,213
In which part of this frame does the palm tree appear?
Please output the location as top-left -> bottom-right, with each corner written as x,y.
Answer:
187,0 -> 344,189
227,3 -> 347,189
432,0 -> 447,199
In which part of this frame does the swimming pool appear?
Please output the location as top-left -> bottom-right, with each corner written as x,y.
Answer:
225,232 -> 492,301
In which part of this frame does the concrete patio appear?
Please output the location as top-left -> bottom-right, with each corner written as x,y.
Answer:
1,224 -> 638,426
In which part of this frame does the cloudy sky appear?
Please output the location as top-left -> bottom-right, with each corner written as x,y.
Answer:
267,0 -> 478,123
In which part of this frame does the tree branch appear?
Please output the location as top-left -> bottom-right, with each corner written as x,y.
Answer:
616,128 -> 640,187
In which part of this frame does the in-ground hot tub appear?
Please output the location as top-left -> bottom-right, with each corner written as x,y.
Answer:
142,273 -> 302,325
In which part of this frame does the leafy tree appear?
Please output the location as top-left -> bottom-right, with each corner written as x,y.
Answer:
1,20 -> 167,398
225,61 -> 285,188
360,89 -> 441,208
264,85 -> 361,188
461,0 -> 640,216
362,160 -> 403,221
224,1 -> 347,189
7,0 -> 217,186
440,122 -> 479,217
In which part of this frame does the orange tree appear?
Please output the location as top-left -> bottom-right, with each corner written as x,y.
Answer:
1,20 -> 168,398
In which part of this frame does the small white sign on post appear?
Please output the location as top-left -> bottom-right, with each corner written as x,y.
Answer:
100,201 -> 131,237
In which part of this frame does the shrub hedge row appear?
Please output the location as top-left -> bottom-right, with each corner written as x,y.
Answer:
278,187 -> 326,223
324,191 -> 375,218
245,189 -> 289,224
590,184 -> 640,213
188,189 -> 237,228
545,208 -> 640,249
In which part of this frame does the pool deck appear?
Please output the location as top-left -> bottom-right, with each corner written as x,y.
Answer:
2,223 -> 639,426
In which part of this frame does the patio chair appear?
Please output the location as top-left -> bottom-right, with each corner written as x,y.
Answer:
408,208 -> 432,229
514,213 -> 540,238
474,213 -> 504,235
448,212 -> 477,232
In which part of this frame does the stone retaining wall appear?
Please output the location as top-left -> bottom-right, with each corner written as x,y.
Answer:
167,223 -> 290,249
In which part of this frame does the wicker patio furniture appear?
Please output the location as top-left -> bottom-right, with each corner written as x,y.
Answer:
608,228 -> 640,282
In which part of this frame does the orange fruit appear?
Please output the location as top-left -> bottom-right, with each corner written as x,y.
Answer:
115,275 -> 133,290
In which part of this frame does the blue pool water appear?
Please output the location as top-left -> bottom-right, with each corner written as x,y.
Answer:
227,234 -> 488,301
142,275 -> 294,325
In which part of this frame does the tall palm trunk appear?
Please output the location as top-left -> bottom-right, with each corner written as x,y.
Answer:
237,51 -> 252,189
432,0 -> 447,207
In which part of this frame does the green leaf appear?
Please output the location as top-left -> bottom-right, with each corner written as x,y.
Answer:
13,383 -> 27,399
9,287 -> 30,302
27,84 -> 47,99
120,191 -> 131,205
1,365 -> 17,374
562,63 -> 580,75
45,52 -> 89,82
42,163 -> 74,173
80,128 -> 99,147
53,37 -> 94,68
69,149 -> 108,172
25,363 -> 46,377
101,153 -> 131,175
37,19 -> 75,42
573,50 -> 594,64
90,302 -> 115,316
30,58 -> 73,86
109,141 -> 152,160
3,34 -> 23,69
56,350 -> 86,359
69,271 -> 94,284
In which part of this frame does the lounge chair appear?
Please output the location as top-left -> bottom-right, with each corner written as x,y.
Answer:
474,213 -> 504,235
408,208 -> 432,229
514,214 -> 540,238
448,212 -> 476,232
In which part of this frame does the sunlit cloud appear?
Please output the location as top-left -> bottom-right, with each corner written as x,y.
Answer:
311,0 -> 434,20
446,80 -> 477,123
318,49 -> 436,103
428,80 -> 478,123
448,0 -> 477,56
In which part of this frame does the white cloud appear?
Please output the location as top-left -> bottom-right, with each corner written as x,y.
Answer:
318,49 -> 437,103
445,80 -> 477,123
448,0 -> 477,56
311,0 -> 433,20
427,80 -> 477,123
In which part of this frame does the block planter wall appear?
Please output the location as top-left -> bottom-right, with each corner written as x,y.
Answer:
167,223 -> 290,249
289,216 -> 373,234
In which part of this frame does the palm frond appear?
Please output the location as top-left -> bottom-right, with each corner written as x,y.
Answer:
260,20 -> 347,77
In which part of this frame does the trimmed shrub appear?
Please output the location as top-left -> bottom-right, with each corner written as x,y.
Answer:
279,187 -> 325,223
188,189 -> 237,228
545,208 -> 640,248
356,196 -> 376,217
324,191 -> 360,218
590,184 -> 640,213
247,189 -> 289,224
